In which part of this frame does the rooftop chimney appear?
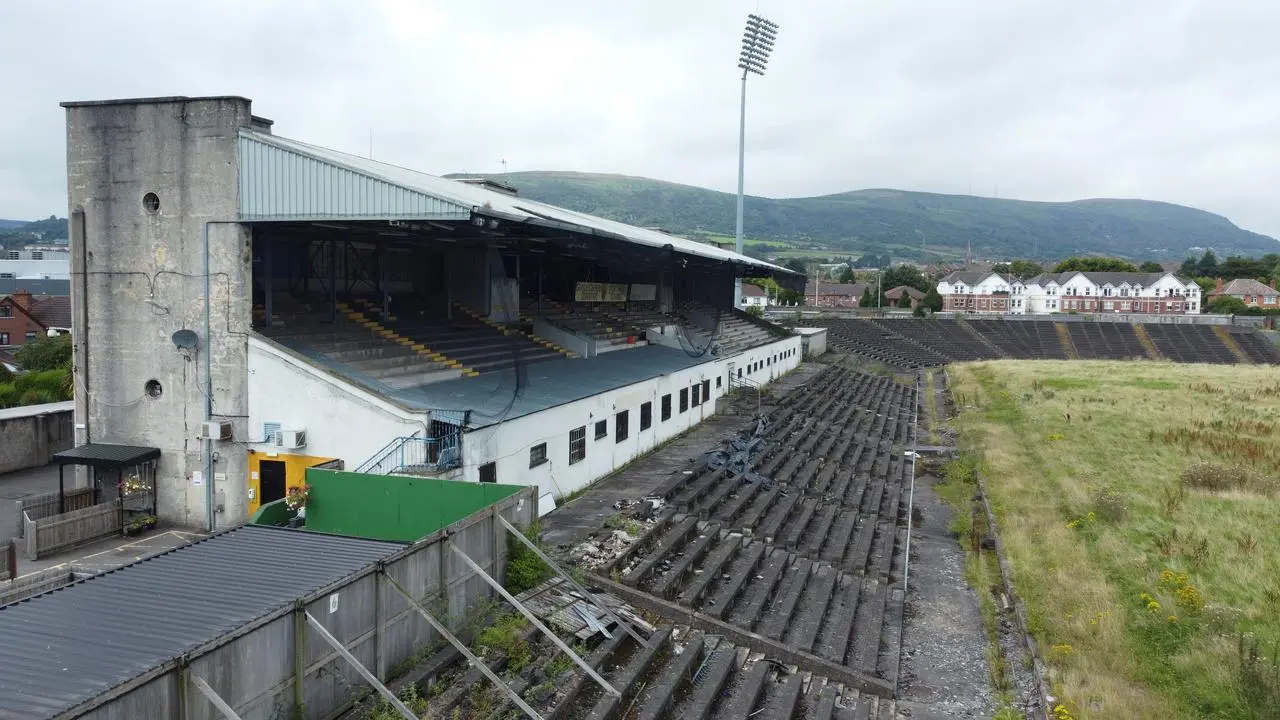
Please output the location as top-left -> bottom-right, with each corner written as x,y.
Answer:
1215,277 -> 1224,292
11,289 -> 31,310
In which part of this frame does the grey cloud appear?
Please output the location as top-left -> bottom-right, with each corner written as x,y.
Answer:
2,0 -> 1279,243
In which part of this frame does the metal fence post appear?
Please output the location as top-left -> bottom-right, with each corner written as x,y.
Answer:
293,600 -> 306,715
374,562 -> 387,681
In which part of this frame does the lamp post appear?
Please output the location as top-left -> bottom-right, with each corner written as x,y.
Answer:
733,13 -> 779,310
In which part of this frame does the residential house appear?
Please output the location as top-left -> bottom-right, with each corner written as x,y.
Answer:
1208,278 -> 1278,309
937,270 -> 1200,315
740,283 -> 771,308
805,282 -> 869,309
0,290 -> 72,347
884,285 -> 925,309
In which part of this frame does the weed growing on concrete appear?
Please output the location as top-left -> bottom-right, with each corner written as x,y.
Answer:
504,520 -> 553,595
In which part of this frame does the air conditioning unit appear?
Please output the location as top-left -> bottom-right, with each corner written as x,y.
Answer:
201,420 -> 233,441
279,429 -> 307,450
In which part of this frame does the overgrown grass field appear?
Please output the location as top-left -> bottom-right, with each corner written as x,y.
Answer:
946,361 -> 1280,719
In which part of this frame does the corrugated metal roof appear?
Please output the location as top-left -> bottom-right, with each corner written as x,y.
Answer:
0,279 -> 69,297
238,133 -> 473,222
238,131 -> 794,277
0,525 -> 400,718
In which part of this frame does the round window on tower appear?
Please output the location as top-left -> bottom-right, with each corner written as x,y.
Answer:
142,192 -> 161,215
144,379 -> 163,399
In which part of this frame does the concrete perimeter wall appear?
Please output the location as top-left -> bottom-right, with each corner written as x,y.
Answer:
0,401 -> 73,474
72,486 -> 537,720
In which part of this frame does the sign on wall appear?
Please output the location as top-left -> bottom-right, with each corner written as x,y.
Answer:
630,284 -> 657,302
575,282 -> 604,302
602,283 -> 628,302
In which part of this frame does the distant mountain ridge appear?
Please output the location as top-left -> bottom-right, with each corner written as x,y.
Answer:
447,171 -> 1278,261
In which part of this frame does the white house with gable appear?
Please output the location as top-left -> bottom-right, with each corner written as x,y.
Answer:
938,270 -> 1200,315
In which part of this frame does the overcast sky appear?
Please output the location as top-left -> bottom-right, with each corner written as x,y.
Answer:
3,0 -> 1279,237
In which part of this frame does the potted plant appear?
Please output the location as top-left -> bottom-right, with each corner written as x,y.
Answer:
124,514 -> 158,537
285,484 -> 312,517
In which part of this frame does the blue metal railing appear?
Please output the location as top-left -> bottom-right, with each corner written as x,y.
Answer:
356,432 -> 461,476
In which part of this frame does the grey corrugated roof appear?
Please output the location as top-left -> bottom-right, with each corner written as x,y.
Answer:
0,279 -> 69,296
53,443 -> 161,468
0,525 -> 401,718
238,131 -> 796,278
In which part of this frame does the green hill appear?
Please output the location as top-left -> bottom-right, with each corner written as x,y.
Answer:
0,216 -> 68,248
450,172 -> 1278,261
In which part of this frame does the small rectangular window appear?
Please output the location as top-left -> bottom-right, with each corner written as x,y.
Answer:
679,388 -> 688,412
24,331 -> 36,341
640,402 -> 652,431
716,376 -> 722,388
0,306 -> 10,318
0,273 -> 13,279
479,462 -> 497,483
661,394 -> 671,421
615,410 -> 629,442
569,426 -> 586,464
702,379 -> 710,399
529,442 -> 547,468
691,385 -> 701,407
30,251 -> 42,261
5,251 -> 18,260
594,420 -> 607,440
0,333 -> 8,345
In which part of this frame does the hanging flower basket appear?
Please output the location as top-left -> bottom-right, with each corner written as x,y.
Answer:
284,484 -> 312,512
120,472 -> 152,496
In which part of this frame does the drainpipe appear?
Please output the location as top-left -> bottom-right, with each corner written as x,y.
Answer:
203,221 -> 240,532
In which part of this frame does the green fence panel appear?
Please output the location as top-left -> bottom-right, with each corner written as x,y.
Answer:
303,469 -> 524,541
249,498 -> 294,526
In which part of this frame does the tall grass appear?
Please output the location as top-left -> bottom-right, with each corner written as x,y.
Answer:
949,360 -> 1280,719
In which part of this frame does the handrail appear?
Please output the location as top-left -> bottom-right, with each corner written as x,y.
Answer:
355,429 -> 422,474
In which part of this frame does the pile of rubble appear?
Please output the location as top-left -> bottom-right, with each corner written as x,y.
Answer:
567,496 -> 665,571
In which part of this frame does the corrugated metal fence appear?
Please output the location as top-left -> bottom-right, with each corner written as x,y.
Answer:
71,487 -> 536,720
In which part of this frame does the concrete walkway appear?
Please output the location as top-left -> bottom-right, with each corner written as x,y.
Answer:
1,463 -> 205,580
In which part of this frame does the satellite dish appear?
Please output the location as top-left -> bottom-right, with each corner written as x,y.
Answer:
171,329 -> 199,351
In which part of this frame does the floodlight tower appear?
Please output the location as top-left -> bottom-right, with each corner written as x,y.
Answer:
733,13 -> 779,310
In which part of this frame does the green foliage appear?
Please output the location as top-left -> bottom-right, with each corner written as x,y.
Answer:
0,216 -> 67,249
461,172 -> 1280,260
1139,261 -> 1166,273
504,520 -> 552,595
14,333 -> 72,372
1208,296 -> 1248,315
1197,249 -> 1219,277
880,264 -> 932,292
922,286 -> 944,312
1052,257 -> 1140,273
745,305 -> 764,318
992,259 -> 1045,278
859,286 -> 875,308
474,613 -> 531,670
912,304 -> 927,317
0,368 -> 72,408
0,364 -> 11,383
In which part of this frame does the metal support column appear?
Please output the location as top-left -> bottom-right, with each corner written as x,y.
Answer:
190,675 -> 245,720
447,541 -> 621,697
380,242 -> 390,322
304,612 -> 418,720
328,237 -> 338,323
292,602 -> 306,713
374,563 -> 387,680
58,464 -> 64,513
264,238 -> 273,329
382,572 -> 545,720
497,515 -> 648,647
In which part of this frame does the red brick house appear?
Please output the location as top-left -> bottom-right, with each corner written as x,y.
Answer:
805,282 -> 870,308
0,289 -> 72,348
1208,278 -> 1278,309
884,285 -> 925,308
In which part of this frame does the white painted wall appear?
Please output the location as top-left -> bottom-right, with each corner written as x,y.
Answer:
459,335 -> 803,498
247,337 -> 427,469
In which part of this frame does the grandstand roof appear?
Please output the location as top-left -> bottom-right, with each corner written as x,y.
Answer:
238,131 -> 796,280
